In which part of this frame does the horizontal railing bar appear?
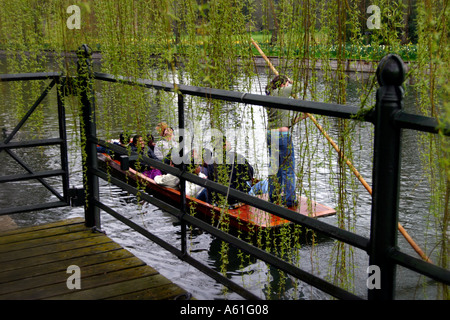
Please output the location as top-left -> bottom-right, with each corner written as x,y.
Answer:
94,138 -> 370,251
93,163 -> 358,300
94,72 -> 365,121
94,199 -> 182,258
94,199 -> 261,300
91,167 -> 182,218
0,138 -> 64,150
181,253 -> 262,300
0,201 -> 68,216
182,213 -> 362,300
93,72 -> 450,134
0,72 -> 61,81
2,79 -> 57,145
0,72 -> 446,137
388,248 -> 450,286
92,184 -> 262,300
3,148 -> 66,202
394,111 -> 450,136
0,169 -> 65,183
195,173 -> 370,250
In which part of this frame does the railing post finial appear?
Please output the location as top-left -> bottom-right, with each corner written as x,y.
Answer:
369,53 -> 406,300
76,44 -> 93,76
376,54 -> 406,87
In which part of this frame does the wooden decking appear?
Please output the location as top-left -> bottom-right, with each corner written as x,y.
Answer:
0,217 -> 192,300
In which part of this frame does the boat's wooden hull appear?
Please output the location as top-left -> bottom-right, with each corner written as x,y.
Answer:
97,153 -> 336,234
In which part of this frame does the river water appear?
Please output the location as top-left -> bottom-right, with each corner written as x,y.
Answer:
0,55 -> 443,300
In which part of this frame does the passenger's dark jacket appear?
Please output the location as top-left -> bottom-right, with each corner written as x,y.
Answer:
207,151 -> 254,205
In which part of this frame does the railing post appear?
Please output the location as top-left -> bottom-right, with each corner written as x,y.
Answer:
56,76 -> 70,204
177,91 -> 187,256
369,54 -> 406,300
77,44 -> 100,229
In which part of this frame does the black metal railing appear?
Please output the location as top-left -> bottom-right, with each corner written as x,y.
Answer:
1,45 -> 449,300
77,45 -> 450,300
0,72 -> 73,215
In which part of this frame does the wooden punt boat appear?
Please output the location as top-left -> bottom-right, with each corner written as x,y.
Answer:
97,153 -> 336,234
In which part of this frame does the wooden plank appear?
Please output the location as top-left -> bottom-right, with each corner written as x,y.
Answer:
0,265 -> 159,300
0,218 -> 192,300
0,241 -> 122,273
0,248 -> 134,284
0,256 -> 149,296
0,217 -> 84,237
109,283 -> 190,300
0,219 -> 88,245
47,274 -> 179,300
0,233 -> 113,263
0,227 -> 103,253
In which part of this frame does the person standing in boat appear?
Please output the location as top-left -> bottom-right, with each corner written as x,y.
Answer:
265,75 -> 302,208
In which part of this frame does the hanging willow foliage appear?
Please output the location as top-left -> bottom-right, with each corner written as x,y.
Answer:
0,0 -> 448,299
412,0 -> 449,300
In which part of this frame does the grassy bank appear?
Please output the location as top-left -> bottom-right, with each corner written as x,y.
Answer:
0,31 -> 418,63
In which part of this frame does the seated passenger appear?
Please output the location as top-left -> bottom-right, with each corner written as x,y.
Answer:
97,132 -> 129,154
183,148 -> 212,175
116,132 -> 129,147
127,135 -> 153,173
154,148 -> 180,189
111,133 -> 130,161
193,148 -> 214,203
154,122 -> 178,160
182,148 -> 210,198
141,133 -> 163,180
146,134 -> 159,160
129,134 -> 145,153
207,137 -> 254,206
